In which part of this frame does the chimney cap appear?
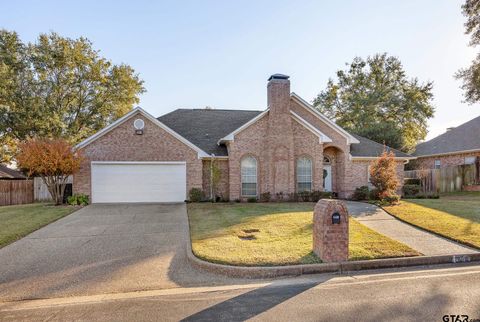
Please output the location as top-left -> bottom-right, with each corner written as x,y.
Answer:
268,73 -> 290,81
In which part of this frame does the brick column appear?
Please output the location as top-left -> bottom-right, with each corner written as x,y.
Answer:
313,199 -> 349,262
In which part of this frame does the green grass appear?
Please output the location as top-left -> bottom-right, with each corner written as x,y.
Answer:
188,203 -> 420,266
384,192 -> 480,249
0,203 -> 78,248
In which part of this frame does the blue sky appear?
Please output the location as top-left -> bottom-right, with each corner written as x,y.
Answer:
1,0 -> 478,140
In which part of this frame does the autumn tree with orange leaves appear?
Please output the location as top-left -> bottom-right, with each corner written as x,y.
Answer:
16,139 -> 83,205
369,149 -> 400,204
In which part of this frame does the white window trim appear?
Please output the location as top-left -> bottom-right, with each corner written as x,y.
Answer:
434,160 -> 441,169
297,157 -> 313,192
241,157 -> 258,197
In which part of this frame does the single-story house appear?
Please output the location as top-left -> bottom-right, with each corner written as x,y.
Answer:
0,164 -> 26,180
412,115 -> 480,169
74,74 -> 413,203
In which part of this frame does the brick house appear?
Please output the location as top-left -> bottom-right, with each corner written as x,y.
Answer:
412,115 -> 480,169
74,74 -> 412,203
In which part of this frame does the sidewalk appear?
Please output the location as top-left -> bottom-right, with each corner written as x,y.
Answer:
346,201 -> 478,256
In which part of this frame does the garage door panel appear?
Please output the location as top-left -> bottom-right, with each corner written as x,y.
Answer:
91,163 -> 186,203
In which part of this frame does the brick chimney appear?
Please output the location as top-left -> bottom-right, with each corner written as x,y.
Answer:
267,74 -> 291,115
264,74 -> 294,197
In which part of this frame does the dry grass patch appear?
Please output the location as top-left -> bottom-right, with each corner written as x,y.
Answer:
188,203 -> 420,266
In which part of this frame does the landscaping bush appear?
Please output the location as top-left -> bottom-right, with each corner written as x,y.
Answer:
247,197 -> 257,203
189,188 -> 205,202
67,194 -> 89,206
402,184 -> 421,197
369,188 -> 380,200
297,191 -> 311,202
382,193 -> 400,205
260,192 -> 271,202
275,192 -> 285,201
288,193 -> 299,202
404,178 -> 421,185
311,190 -> 332,202
351,186 -> 370,201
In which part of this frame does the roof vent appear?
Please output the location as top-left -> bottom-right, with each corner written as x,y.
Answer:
205,106 -> 213,110
446,127 -> 455,132
268,73 -> 290,81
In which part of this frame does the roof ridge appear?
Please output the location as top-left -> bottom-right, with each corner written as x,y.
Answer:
417,114 -> 480,147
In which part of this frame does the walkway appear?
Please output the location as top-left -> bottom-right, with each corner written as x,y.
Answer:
346,201 -> 478,256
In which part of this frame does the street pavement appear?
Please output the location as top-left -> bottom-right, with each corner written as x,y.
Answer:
1,263 -> 479,321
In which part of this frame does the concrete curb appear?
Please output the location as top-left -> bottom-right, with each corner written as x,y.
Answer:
186,237 -> 480,279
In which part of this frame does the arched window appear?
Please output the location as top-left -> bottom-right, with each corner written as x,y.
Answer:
297,157 -> 312,192
241,156 -> 257,197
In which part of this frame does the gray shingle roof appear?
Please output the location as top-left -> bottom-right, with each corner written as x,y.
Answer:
349,134 -> 412,158
158,109 -> 263,156
0,164 -> 26,179
158,108 -> 412,158
413,115 -> 480,156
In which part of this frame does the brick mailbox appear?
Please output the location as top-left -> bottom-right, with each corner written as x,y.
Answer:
313,199 -> 349,262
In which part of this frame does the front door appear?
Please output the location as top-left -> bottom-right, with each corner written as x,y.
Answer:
323,165 -> 332,192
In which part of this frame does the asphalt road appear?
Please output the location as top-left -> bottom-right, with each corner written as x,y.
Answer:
1,263 -> 479,321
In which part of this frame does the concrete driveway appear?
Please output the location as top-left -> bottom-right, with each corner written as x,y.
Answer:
0,204 -> 248,301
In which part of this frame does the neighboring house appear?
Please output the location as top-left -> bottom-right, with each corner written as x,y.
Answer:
0,164 -> 26,180
412,115 -> 480,169
74,74 -> 413,203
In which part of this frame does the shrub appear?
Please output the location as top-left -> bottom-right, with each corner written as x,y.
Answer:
275,192 -> 284,201
351,186 -> 370,200
297,191 -> 311,202
311,190 -> 332,202
404,178 -> 421,185
402,184 -> 421,197
67,194 -> 89,206
382,193 -> 400,205
247,197 -> 257,203
369,188 -> 380,200
288,193 -> 299,202
189,188 -> 205,202
234,198 -> 241,203
260,192 -> 271,202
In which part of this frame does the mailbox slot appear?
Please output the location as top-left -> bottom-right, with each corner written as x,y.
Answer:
332,212 -> 341,224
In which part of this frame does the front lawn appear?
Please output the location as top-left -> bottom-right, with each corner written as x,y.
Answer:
0,203 -> 78,248
188,203 -> 420,266
383,192 -> 480,249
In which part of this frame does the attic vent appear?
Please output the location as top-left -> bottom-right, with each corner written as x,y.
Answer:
134,119 -> 145,130
134,119 -> 145,135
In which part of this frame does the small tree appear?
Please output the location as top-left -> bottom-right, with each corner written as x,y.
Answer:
16,138 -> 83,205
369,149 -> 400,203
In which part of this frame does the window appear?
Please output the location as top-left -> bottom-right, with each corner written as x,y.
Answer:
465,156 -> 476,165
297,157 -> 312,192
434,160 -> 441,169
323,156 -> 331,164
241,156 -> 257,196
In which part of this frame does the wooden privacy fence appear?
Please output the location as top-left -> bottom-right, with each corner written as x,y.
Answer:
404,164 -> 478,193
0,180 -> 34,206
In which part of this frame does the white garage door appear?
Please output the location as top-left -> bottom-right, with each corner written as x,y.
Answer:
91,162 -> 186,203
